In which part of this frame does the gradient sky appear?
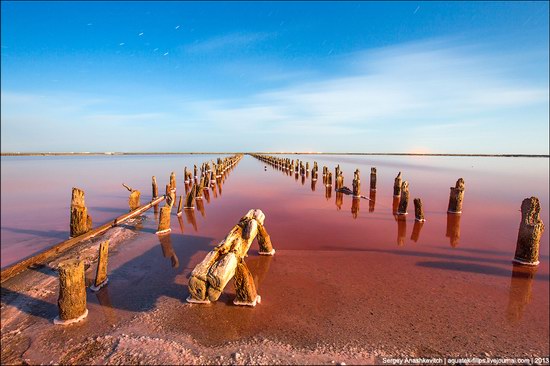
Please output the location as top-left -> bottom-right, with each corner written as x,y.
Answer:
1,1 -> 549,153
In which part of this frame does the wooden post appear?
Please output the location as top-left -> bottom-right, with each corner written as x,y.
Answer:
152,176 -> 158,199
165,184 -> 175,208
326,172 -> 332,187
169,172 -> 176,192
370,167 -> 377,191
187,209 -> 273,305
352,169 -> 361,197
184,167 -> 189,183
122,183 -> 141,211
70,187 -> 92,238
514,197 -> 545,266
194,165 -> 198,179
393,172 -> 402,197
336,173 -> 344,190
397,181 -> 409,215
91,240 -> 109,291
156,205 -> 171,235
233,260 -> 261,306
177,195 -> 183,216
414,198 -> 425,222
447,178 -> 465,213
184,184 -> 196,209
257,223 -> 275,255
54,259 -> 88,325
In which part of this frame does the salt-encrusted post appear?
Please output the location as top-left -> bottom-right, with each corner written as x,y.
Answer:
91,240 -> 109,291
448,178 -> 465,213
187,209 -> 274,306
54,259 -> 88,325
370,167 -> 377,191
393,172 -> 402,197
177,195 -> 183,216
70,187 -> 92,238
170,172 -> 176,192
397,181 -> 409,215
514,197 -> 545,266
152,176 -> 159,199
184,184 -> 196,209
165,184 -> 175,208
156,205 -> 171,235
414,198 -> 425,222
352,169 -> 361,197
122,183 -> 141,211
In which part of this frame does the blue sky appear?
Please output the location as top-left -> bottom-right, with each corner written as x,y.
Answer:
1,1 -> 548,153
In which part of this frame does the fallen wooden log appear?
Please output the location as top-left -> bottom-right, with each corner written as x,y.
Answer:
1,195 -> 165,283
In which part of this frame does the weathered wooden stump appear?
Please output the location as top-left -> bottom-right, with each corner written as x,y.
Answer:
156,205 -> 171,235
326,172 -> 332,187
91,240 -> 109,291
370,167 -> 377,191
184,184 -> 196,209
447,178 -> 465,213
514,197 -> 545,266
233,260 -> 261,306
414,198 -> 425,222
152,176 -> 159,199
70,187 -> 92,238
54,259 -> 88,325
393,172 -> 402,197
187,209 -> 274,306
397,181 -> 409,215
170,172 -> 176,192
352,169 -> 361,197
336,174 -> 344,190
122,183 -> 141,211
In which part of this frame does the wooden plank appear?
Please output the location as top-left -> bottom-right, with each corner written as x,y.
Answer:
1,195 -> 165,283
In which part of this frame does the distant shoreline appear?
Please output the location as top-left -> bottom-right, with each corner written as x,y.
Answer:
1,152 -> 548,158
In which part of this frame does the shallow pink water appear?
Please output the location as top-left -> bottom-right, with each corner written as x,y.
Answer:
1,154 -> 549,356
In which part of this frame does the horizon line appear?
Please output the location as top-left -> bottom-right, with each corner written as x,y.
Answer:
1,152 -> 549,158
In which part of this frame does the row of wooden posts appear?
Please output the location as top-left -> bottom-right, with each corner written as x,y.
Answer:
251,153 -> 545,267
54,154 -> 244,325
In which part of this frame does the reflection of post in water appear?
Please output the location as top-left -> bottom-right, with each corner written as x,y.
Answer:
159,233 -> 179,268
311,179 -> 317,192
94,286 -> 118,325
211,185 -> 218,199
196,198 -> 206,217
184,208 -> 198,232
217,178 -> 222,196
204,188 -> 210,203
177,215 -> 185,234
335,191 -> 343,210
351,197 -> 360,219
410,221 -> 424,242
246,255 -> 274,292
369,189 -> 376,213
325,185 -> 332,200
301,175 -> 305,185
506,264 -> 537,323
153,204 -> 159,221
446,213 -> 461,247
397,216 -> 407,246
392,196 -> 400,217
295,172 -> 299,182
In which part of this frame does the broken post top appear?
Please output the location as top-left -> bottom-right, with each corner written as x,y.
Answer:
454,178 -> 465,190
401,181 -> 409,192
71,187 -> 86,207
122,183 -> 136,192
371,167 -> 376,174
521,197 -> 543,227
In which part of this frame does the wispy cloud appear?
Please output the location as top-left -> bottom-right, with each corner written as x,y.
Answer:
183,32 -> 275,53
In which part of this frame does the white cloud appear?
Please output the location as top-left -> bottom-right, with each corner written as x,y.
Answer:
183,32 -> 275,53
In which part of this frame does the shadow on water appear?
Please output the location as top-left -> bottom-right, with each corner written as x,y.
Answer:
1,227 -> 68,239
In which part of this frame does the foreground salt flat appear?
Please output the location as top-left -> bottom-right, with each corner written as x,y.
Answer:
1,154 -> 549,364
